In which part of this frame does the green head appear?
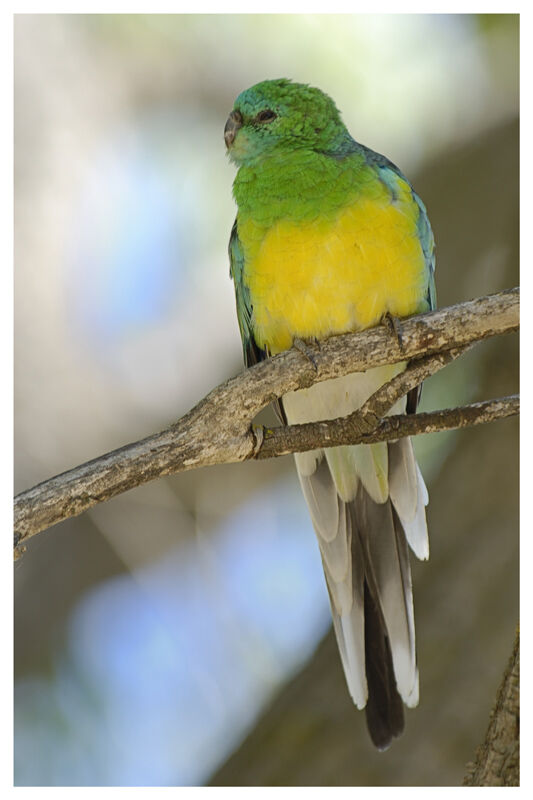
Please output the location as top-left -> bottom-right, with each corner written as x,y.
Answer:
224,78 -> 352,165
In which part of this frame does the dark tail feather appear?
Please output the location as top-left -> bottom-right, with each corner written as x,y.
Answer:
363,579 -> 404,750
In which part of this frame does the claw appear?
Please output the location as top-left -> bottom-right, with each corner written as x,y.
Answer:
381,312 -> 404,350
251,424 -> 265,457
293,337 -> 319,371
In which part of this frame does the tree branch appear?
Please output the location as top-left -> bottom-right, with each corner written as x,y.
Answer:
256,395 -> 519,460
463,628 -> 519,786
14,288 -> 519,556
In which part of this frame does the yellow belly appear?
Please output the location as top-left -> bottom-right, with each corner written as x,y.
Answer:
241,188 -> 430,354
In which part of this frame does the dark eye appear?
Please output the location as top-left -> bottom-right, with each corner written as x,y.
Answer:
256,109 -> 277,123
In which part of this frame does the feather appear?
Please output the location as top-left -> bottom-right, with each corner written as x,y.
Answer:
390,438 -> 429,560
282,365 -> 406,426
363,579 -> 404,749
297,455 -> 340,541
316,501 -> 351,585
323,504 -> 367,708
284,369 -> 428,747
401,483 -> 430,561
417,462 -> 430,506
354,485 -> 417,704
389,438 -> 418,522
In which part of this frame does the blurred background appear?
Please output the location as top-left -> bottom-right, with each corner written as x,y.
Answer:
14,14 -> 518,787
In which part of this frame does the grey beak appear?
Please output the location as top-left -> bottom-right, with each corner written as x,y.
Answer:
224,110 -> 243,148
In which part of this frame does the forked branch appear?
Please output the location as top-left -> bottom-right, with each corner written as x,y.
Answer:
14,288 -> 519,557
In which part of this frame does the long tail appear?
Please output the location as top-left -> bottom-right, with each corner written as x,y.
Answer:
283,370 -> 429,749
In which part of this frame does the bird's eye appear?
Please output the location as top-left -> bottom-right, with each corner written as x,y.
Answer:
256,109 -> 277,123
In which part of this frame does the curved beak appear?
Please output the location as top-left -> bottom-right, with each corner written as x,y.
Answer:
224,110 -> 243,149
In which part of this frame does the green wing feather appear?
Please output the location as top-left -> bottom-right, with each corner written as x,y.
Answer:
409,184 -> 436,411
229,219 -> 287,423
229,219 -> 265,368
413,190 -> 437,311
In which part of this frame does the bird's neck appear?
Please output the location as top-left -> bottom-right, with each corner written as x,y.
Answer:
233,146 -> 365,228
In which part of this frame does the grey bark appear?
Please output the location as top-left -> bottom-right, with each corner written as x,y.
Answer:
14,288 -> 519,556
463,629 -> 519,786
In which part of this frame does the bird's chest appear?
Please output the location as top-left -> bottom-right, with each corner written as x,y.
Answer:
238,196 -> 429,355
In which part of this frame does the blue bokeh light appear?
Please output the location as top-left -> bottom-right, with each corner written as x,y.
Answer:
15,478 -> 331,786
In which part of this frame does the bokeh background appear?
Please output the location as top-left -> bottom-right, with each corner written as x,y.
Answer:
14,14 -> 519,787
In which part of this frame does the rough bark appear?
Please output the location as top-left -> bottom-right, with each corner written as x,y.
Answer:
257,395 -> 518,460
463,630 -> 519,786
14,288 -> 519,555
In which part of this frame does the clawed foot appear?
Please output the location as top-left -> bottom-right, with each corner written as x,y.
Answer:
381,312 -> 404,350
293,337 -> 320,371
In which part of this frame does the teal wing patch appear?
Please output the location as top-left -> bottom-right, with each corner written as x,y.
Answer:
229,219 -> 265,367
412,191 -> 436,311
409,189 -> 436,413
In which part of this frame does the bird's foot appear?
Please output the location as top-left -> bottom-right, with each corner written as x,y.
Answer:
293,337 -> 320,372
381,312 -> 404,351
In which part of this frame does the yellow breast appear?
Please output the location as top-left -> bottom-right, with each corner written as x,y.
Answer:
240,182 -> 430,355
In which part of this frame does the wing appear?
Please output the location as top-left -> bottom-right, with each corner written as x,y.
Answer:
229,218 -> 287,422
413,188 -> 437,312
363,154 -> 436,314
229,218 -> 266,368
368,157 -> 437,413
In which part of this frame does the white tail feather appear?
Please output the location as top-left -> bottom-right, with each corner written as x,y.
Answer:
283,368 -> 429,729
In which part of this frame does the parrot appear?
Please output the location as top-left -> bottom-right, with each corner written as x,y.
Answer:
224,78 -> 436,750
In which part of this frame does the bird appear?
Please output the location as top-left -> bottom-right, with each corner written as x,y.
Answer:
224,78 -> 436,750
